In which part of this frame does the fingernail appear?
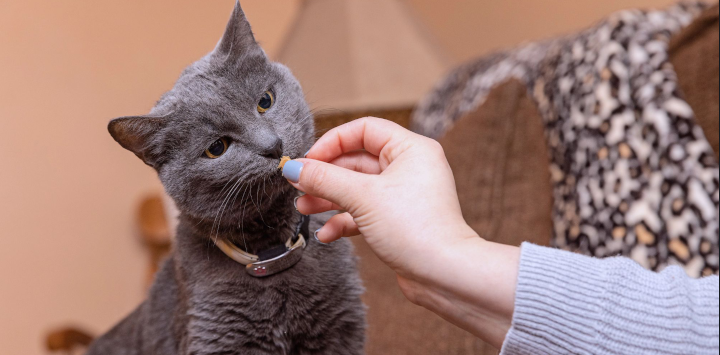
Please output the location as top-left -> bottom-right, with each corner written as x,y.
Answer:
293,195 -> 305,216
282,160 -> 303,183
314,228 -> 328,245
303,150 -> 311,158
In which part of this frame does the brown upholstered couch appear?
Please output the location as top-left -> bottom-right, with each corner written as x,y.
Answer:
353,5 -> 718,354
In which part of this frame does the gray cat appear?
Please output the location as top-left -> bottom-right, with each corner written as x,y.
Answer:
87,2 -> 366,354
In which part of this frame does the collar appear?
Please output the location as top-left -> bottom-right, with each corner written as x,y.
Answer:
213,215 -> 310,278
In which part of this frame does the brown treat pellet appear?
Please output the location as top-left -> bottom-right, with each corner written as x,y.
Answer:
278,156 -> 292,170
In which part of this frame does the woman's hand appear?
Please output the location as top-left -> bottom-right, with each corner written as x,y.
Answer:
284,117 -> 471,276
283,117 -> 519,349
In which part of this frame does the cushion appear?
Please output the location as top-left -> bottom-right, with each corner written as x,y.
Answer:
670,4 -> 719,158
439,80 -> 554,246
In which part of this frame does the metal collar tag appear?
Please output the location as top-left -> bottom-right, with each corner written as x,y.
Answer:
213,215 -> 309,278
247,235 -> 306,277
214,235 -> 307,277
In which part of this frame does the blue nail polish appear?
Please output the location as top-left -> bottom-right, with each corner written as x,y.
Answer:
293,196 -> 300,212
282,160 -> 303,183
303,150 -> 311,158
314,228 -> 328,245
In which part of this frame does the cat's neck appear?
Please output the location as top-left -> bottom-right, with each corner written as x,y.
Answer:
179,189 -> 302,255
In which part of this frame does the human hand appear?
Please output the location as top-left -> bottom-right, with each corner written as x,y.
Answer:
283,117 -> 477,280
282,117 -> 519,349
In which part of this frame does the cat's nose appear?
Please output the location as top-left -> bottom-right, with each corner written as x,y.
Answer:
261,137 -> 283,159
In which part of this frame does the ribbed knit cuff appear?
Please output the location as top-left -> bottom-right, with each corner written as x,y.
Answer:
501,243 -> 720,355
501,243 -> 606,354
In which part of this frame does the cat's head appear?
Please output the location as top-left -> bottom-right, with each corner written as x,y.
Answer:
109,1 -> 313,223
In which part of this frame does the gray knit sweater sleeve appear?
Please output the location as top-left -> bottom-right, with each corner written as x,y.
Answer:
501,243 -> 719,355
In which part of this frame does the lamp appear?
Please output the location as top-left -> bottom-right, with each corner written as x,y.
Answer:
275,0 -> 449,133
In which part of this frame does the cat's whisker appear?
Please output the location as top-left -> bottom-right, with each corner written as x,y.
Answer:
218,175 -> 241,196
212,176 -> 244,241
211,179 -> 241,239
296,113 -> 316,124
261,177 -> 278,231
256,179 -> 262,208
238,181 -> 253,251
212,178 -> 241,238
248,180 -> 273,231
262,176 -> 270,199
264,179 -> 277,230
222,182 -> 249,245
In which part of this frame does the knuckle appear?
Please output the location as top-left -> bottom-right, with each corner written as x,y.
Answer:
339,220 -> 348,237
426,138 -> 444,153
423,138 -> 447,161
322,199 -> 335,211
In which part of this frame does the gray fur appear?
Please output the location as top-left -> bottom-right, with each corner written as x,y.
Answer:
89,2 -> 366,354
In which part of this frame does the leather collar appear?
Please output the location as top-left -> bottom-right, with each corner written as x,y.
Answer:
213,215 -> 310,278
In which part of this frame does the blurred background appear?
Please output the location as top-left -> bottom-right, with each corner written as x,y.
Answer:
0,0 -> 697,354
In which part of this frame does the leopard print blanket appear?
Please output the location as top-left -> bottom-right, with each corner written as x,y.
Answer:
413,2 -> 719,278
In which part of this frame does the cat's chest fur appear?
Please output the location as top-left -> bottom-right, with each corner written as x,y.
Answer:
87,214 -> 365,355
174,215 -> 366,355
185,275 -> 324,354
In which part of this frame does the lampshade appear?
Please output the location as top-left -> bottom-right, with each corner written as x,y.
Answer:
275,0 -> 449,129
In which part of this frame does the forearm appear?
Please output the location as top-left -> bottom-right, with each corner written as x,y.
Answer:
398,232 -> 520,349
402,235 -> 720,354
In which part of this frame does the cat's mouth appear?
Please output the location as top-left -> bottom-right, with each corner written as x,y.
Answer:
228,155 -> 296,189
259,157 -> 295,181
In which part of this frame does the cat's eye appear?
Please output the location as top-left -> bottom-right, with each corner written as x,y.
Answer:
257,91 -> 275,113
205,138 -> 228,159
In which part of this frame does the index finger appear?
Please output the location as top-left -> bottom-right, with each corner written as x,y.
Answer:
306,117 -> 415,164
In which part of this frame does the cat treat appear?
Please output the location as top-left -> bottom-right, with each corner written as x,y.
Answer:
278,156 -> 292,170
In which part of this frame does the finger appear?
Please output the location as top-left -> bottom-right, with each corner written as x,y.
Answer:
305,117 -> 417,166
295,194 -> 342,215
329,150 -> 382,175
282,158 -> 373,209
315,212 -> 360,243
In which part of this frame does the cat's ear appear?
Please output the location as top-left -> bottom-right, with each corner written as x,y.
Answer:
108,115 -> 166,168
213,1 -> 264,61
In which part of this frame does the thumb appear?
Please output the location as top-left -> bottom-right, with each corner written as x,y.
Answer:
282,158 -> 370,209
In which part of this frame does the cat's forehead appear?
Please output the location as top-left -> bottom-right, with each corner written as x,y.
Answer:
159,55 -> 278,110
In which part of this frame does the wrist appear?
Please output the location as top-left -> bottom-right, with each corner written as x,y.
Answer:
402,236 -> 520,349
397,221 -> 481,284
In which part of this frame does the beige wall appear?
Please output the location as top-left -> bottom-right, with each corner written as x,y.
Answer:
407,0 -> 682,64
0,1 -> 696,354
